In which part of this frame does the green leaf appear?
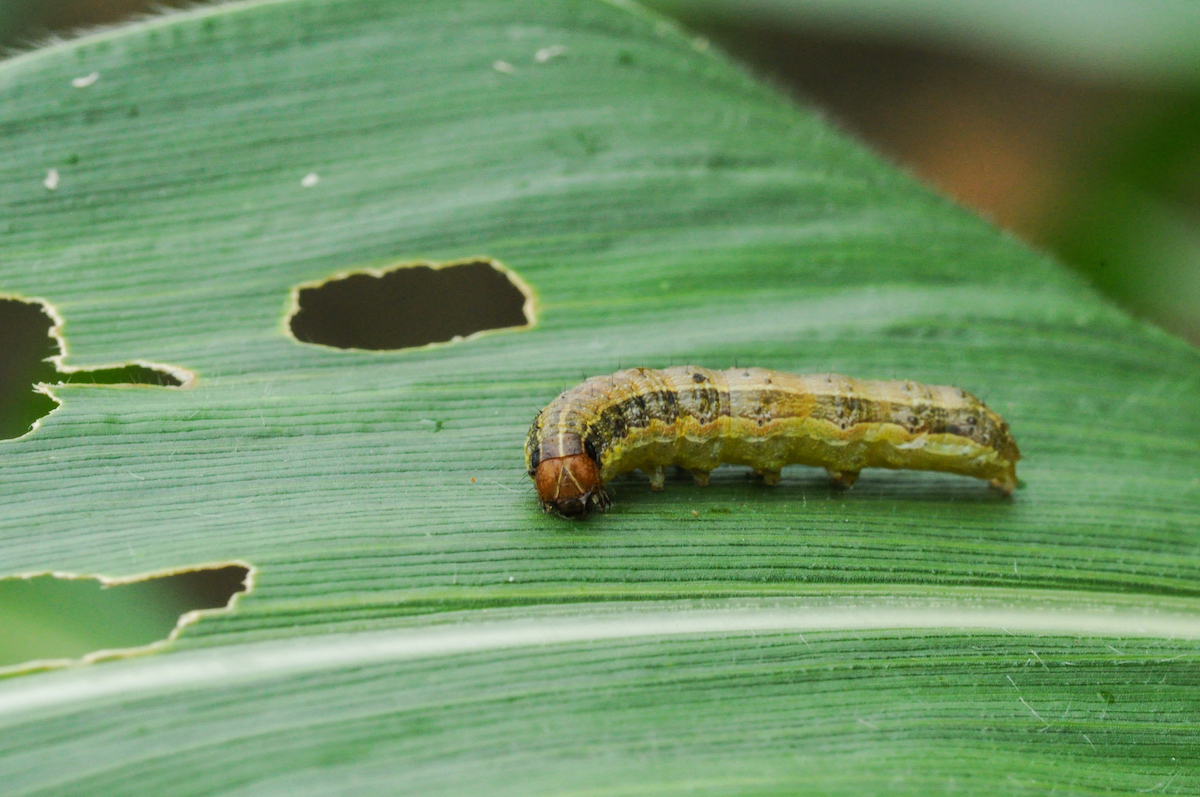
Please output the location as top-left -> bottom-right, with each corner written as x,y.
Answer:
1,0 -> 1198,792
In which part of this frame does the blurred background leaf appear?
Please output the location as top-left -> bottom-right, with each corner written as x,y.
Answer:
648,0 -> 1200,343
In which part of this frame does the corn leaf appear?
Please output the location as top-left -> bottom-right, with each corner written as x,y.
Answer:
1,0 -> 1198,792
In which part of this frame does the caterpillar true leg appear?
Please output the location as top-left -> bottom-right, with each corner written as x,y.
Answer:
827,469 -> 860,488
989,477 -> 1016,496
758,469 -> 782,486
648,466 -> 666,491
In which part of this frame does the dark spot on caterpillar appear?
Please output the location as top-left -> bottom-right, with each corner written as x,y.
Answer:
647,388 -> 679,421
630,393 -> 649,426
692,373 -> 706,383
601,410 -> 628,441
584,437 -> 600,464
527,443 -> 541,476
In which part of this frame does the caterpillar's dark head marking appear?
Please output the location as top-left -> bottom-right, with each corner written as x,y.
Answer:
534,454 -> 611,518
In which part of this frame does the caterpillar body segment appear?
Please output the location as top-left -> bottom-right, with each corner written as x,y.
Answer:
526,366 -> 1020,518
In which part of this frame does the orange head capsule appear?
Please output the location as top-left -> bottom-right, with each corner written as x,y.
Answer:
533,454 -> 610,518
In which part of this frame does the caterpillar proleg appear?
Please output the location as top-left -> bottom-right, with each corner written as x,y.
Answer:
526,366 -> 1020,518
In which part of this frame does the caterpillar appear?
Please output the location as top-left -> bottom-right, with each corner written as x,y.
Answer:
525,366 -> 1020,517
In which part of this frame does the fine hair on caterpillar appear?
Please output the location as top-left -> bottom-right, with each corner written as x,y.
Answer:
526,366 -> 1020,518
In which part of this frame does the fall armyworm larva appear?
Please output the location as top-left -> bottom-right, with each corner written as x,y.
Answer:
526,366 -> 1020,518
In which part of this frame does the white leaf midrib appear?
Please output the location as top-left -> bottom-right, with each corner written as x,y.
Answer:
1,592 -> 1197,720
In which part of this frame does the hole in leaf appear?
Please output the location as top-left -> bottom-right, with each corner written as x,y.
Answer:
0,297 -> 191,440
0,564 -> 251,674
288,258 -> 535,351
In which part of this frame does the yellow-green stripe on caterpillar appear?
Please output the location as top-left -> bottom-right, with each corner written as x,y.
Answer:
526,366 -> 1020,518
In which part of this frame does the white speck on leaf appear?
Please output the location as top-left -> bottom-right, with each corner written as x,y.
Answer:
43,169 -> 59,190
301,172 -> 320,188
493,60 -> 516,74
534,45 -> 567,63
508,576 -> 514,582
71,72 -> 99,88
